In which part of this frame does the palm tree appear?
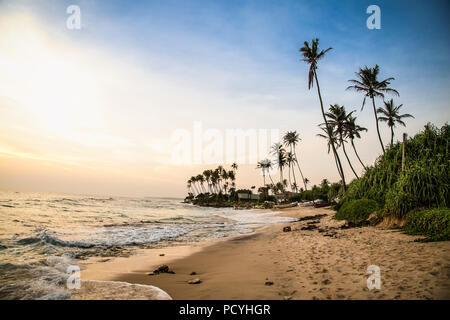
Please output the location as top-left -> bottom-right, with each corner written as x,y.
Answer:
300,38 -> 346,190
271,143 -> 287,183
344,115 -> 368,170
347,64 -> 399,154
203,170 -> 212,193
317,123 -> 344,180
325,104 -> 359,179
304,178 -> 310,190
196,174 -> 206,193
187,179 -> 195,196
190,176 -> 200,195
256,160 -> 267,187
285,151 -> 295,191
231,163 -> 238,174
377,99 -> 414,146
283,131 -> 308,190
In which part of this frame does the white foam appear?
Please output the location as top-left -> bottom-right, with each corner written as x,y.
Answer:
72,280 -> 172,300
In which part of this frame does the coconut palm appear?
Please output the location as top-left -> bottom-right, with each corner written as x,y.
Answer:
196,174 -> 206,193
271,143 -> 287,183
203,170 -> 212,193
347,64 -> 399,154
256,160 -> 267,187
283,131 -> 308,191
300,38 -> 346,190
325,104 -> 359,179
317,124 -> 344,180
286,151 -> 296,191
344,115 -> 368,170
377,99 -> 414,146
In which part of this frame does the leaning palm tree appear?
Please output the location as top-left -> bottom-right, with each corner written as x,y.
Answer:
317,124 -> 344,180
271,143 -> 287,183
325,104 -> 359,179
347,64 -> 399,154
285,151 -> 296,191
196,174 -> 206,193
344,115 -> 368,170
300,38 -> 346,190
377,99 -> 414,146
283,131 -> 308,191
203,170 -> 212,193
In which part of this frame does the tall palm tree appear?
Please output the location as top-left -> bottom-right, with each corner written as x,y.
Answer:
347,64 -> 399,154
325,104 -> 359,179
190,176 -> 200,195
203,170 -> 212,193
285,151 -> 296,191
271,143 -> 287,183
256,160 -> 267,187
377,99 -> 414,146
196,174 -> 206,193
344,115 -> 368,170
300,38 -> 346,190
187,179 -> 195,196
283,131 -> 308,191
317,123 -> 344,180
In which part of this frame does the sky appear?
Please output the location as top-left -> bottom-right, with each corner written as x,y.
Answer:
0,0 -> 449,197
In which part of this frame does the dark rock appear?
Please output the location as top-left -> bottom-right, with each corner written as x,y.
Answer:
265,281 -> 274,286
301,225 -> 318,231
190,272 -> 197,275
155,265 -> 169,273
283,226 -> 291,232
297,214 -> 327,222
159,253 -> 165,256
322,279 -> 331,285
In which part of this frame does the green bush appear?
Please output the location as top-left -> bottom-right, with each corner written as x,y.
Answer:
340,123 -> 449,219
404,208 -> 450,242
335,199 -> 379,221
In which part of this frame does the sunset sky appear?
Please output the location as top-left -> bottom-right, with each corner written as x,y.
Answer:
0,0 -> 449,197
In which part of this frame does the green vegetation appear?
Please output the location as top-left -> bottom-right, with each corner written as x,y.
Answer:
339,123 -> 449,219
335,199 -> 379,222
404,208 -> 450,242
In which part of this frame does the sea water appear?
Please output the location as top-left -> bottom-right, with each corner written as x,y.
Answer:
0,191 -> 295,299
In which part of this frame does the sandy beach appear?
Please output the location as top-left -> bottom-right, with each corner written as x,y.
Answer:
76,206 -> 450,300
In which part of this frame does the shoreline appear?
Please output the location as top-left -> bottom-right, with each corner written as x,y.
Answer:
76,206 -> 450,300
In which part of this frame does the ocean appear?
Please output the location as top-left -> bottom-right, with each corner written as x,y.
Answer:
0,191 -> 295,299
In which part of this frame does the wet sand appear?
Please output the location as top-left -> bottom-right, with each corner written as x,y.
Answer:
76,206 -> 450,300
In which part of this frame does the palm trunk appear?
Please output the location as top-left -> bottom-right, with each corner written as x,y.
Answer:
314,70 -> 346,191
293,150 -> 307,191
372,97 -> 385,154
390,126 -> 394,146
351,139 -> 367,170
340,136 -> 359,179
288,164 -> 292,191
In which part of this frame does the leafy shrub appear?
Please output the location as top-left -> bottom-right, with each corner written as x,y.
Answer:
335,199 -> 379,221
404,208 -> 450,242
259,194 -> 276,202
340,123 -> 449,219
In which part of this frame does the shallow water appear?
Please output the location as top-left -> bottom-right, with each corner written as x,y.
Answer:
0,191 -> 295,299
